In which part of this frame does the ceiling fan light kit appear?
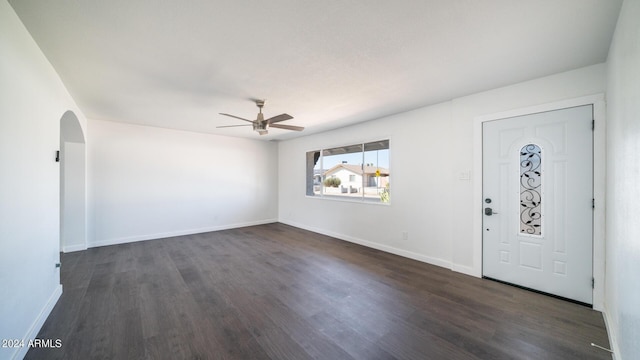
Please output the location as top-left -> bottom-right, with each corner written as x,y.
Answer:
217,100 -> 304,136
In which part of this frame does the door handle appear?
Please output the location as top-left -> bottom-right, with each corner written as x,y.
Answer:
484,207 -> 499,216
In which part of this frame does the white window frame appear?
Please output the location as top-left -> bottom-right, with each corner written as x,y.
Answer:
306,139 -> 390,205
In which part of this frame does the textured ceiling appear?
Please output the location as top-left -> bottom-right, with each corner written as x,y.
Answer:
9,0 -> 622,140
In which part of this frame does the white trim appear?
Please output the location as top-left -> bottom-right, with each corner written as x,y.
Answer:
303,135 -> 394,155
11,285 -> 63,360
451,264 -> 477,277
591,98 -> 606,312
305,137 -> 392,205
602,309 -> 621,359
281,219 -> 454,271
62,243 -> 87,253
87,219 -> 277,248
472,94 -> 606,310
305,194 -> 391,206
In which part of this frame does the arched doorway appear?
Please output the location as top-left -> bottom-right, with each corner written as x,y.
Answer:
60,111 -> 86,252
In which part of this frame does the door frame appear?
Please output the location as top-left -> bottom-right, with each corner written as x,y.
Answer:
472,94 -> 606,310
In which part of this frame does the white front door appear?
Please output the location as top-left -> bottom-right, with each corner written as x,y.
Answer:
482,105 -> 593,304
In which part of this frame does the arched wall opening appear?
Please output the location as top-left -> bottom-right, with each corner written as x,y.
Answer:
60,110 -> 86,252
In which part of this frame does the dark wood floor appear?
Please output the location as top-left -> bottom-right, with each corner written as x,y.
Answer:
27,223 -> 611,360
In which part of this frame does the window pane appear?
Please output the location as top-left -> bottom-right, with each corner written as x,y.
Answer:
306,150 -> 321,196
321,144 -> 363,199
363,140 -> 390,203
520,144 -> 541,235
307,140 -> 390,204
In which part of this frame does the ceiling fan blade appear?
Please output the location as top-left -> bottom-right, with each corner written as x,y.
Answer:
216,124 -> 252,128
219,113 -> 255,123
266,113 -> 293,124
269,123 -> 304,131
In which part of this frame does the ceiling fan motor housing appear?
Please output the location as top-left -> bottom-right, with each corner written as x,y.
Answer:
253,120 -> 267,133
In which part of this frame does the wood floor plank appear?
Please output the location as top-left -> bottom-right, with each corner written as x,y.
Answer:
26,223 -> 611,360
308,310 -> 397,360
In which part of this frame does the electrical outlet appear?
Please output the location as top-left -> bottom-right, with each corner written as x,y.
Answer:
402,231 -> 409,241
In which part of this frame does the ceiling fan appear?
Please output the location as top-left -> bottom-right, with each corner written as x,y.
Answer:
216,100 -> 304,135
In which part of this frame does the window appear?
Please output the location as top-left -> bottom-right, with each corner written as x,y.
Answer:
520,144 -> 542,235
306,140 -> 390,203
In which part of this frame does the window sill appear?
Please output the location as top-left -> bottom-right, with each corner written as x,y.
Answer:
305,194 -> 391,206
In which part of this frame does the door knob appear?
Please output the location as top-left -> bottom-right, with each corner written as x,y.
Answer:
484,207 -> 498,216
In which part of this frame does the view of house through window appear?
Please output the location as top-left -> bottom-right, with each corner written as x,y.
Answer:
306,140 -> 389,203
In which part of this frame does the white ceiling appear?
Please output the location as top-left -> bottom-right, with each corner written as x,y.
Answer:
9,0 -> 622,140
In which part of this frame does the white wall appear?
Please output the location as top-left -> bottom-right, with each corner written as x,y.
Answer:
279,101 -> 455,268
0,1 -> 87,359
87,120 -> 278,247
605,0 -> 640,358
451,65 -> 606,274
278,63 -> 605,275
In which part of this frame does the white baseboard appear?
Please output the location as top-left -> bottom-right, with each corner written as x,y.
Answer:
62,243 -> 87,253
280,220 -> 456,271
451,263 -> 479,277
601,307 -> 621,360
87,219 -> 278,248
11,284 -> 62,360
